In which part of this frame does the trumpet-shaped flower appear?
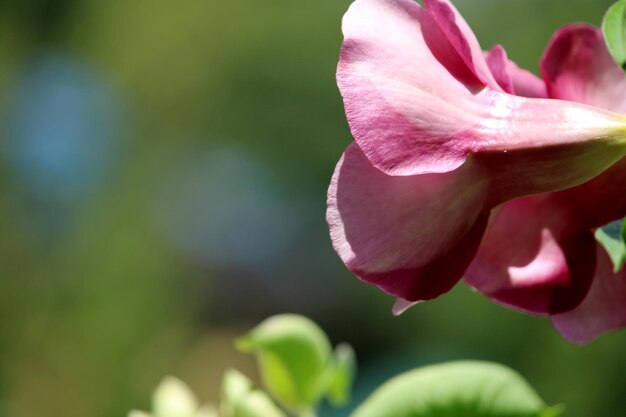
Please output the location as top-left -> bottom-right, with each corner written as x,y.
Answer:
465,24 -> 626,343
328,0 -> 626,317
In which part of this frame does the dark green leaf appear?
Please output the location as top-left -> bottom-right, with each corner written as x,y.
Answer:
351,361 -> 560,417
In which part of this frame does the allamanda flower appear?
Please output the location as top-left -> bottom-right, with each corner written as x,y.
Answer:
328,0 -> 626,340
465,24 -> 626,344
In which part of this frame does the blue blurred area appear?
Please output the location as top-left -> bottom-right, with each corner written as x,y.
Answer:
0,1 -> 624,417
6,52 -> 124,203
153,146 -> 301,270
3,51 -> 125,240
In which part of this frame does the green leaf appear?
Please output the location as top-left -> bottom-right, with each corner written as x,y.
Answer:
595,218 -> 626,272
152,376 -> 199,417
327,343 -> 356,407
220,369 -> 253,417
602,0 -> 626,68
219,369 -> 286,417
236,314 -> 332,411
351,361 -> 560,417
233,391 -> 288,417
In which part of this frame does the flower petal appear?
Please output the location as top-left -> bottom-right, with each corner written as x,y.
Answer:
467,23 -> 626,323
333,0 -> 626,311
550,158 -> 626,229
552,245 -> 626,344
541,24 -> 626,112
484,45 -> 514,94
337,0 -> 483,176
467,154 -> 626,316
419,0 -> 483,91
327,143 -> 490,301
485,45 -> 547,98
423,0 -> 501,90
465,195 -> 597,314
338,1 -> 626,177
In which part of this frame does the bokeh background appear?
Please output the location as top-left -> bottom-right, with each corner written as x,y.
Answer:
0,0 -> 623,416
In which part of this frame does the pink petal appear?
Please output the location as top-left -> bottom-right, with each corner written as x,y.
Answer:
337,0 -> 483,176
465,195 -> 596,314
423,0 -> 502,90
466,156 -> 626,316
485,45 -> 547,98
484,45 -> 514,94
338,0 -> 626,177
552,245 -> 626,344
541,24 -> 626,112
327,143 -> 490,302
467,24 -> 626,322
551,158 -> 626,230
419,0 -> 483,91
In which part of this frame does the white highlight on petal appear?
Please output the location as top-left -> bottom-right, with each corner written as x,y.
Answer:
507,228 -> 569,287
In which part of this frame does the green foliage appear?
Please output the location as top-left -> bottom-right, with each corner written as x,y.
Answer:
130,317 -> 567,417
220,370 -> 253,417
327,343 -> 356,407
232,391 -> 287,417
236,314 -> 353,413
153,377 -> 202,417
602,0 -> 626,67
220,370 -> 286,417
595,218 -> 626,271
129,377 -> 217,417
130,372 -> 286,417
350,361 -> 560,417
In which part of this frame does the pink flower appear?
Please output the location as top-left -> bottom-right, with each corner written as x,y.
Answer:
328,0 -> 626,331
465,24 -> 626,344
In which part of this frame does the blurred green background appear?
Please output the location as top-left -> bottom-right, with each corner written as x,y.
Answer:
0,0 -> 623,416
